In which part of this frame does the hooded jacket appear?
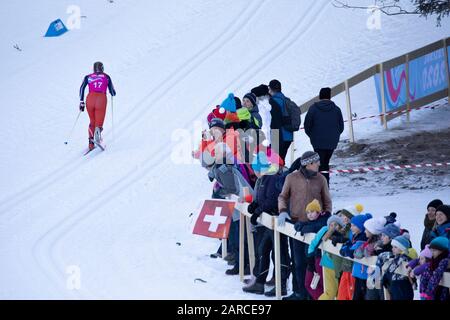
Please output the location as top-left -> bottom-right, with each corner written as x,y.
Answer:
236,105 -> 263,130
304,100 -> 344,150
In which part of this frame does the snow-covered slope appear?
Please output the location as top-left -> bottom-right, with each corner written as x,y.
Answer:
0,0 -> 448,299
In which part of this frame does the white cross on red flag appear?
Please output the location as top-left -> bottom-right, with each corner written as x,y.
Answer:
192,200 -> 236,239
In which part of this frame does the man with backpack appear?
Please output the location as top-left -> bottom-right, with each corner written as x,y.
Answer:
268,79 -> 301,163
304,87 -> 344,186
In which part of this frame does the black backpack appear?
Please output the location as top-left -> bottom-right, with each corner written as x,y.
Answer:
282,97 -> 301,132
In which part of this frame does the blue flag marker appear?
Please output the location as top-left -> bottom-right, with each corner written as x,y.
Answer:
44,19 -> 68,37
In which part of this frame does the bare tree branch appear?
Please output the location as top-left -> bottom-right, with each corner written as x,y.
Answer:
332,0 -> 419,16
333,0 -> 450,25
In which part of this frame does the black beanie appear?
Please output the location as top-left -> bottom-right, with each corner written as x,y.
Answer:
251,84 -> 269,97
319,87 -> 331,100
269,79 -> 281,92
234,97 -> 242,109
209,118 -> 225,130
427,199 -> 443,210
436,205 -> 450,220
243,93 -> 257,107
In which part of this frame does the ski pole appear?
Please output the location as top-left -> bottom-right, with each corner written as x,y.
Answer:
64,110 -> 82,145
111,95 -> 115,142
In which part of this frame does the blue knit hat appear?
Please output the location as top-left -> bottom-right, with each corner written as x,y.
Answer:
391,235 -> 411,253
381,223 -> 401,239
221,93 -> 237,112
429,236 -> 449,251
350,213 -> 373,232
252,151 -> 270,174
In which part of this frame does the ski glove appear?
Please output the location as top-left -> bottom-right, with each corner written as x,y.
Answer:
79,101 -> 85,112
331,233 -> 347,246
247,201 -> 258,214
277,212 -> 290,227
250,212 -> 261,226
294,221 -> 306,233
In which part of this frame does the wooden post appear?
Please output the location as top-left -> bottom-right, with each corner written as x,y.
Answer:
273,217 -> 282,300
344,80 -> 355,143
379,63 -> 388,129
322,260 -> 327,300
444,38 -> 450,102
221,239 -> 227,259
246,216 -> 255,276
239,212 -> 245,282
383,287 -> 391,300
405,54 -> 411,123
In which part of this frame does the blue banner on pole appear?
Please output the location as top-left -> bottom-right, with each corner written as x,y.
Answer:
44,19 -> 68,37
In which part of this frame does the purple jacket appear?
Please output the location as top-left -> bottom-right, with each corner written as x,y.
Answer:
407,259 -> 430,277
419,254 -> 449,300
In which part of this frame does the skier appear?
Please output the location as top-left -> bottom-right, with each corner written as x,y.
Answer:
79,61 -> 116,151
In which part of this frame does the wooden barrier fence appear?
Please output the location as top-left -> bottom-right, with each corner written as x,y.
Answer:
288,36 -> 450,164
233,201 -> 450,300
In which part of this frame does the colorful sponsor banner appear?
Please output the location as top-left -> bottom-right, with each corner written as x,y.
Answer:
374,47 -> 449,112
192,200 -> 235,239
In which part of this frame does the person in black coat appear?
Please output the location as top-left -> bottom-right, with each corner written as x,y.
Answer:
421,199 -> 443,250
304,87 -> 344,186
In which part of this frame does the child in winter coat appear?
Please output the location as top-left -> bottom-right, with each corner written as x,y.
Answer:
294,199 -> 330,300
365,223 -> 402,297
308,215 -> 346,300
419,237 -> 450,300
373,223 -> 401,256
407,245 -> 432,277
354,217 -> 385,259
339,213 -> 372,300
378,235 -> 414,300
354,217 -> 386,300
331,205 -> 363,300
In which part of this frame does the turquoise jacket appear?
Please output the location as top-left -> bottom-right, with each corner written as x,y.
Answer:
307,226 -> 334,270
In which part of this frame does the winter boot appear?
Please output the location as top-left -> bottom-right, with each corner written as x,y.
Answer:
242,282 -> 264,295
266,276 -> 275,286
225,265 -> 250,276
264,284 -> 287,297
243,275 -> 256,287
94,127 -> 103,144
224,253 -> 235,262
88,139 -> 95,151
282,292 -> 303,300
225,266 -> 239,275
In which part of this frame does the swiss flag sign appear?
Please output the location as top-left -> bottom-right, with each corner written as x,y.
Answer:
193,200 -> 236,239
